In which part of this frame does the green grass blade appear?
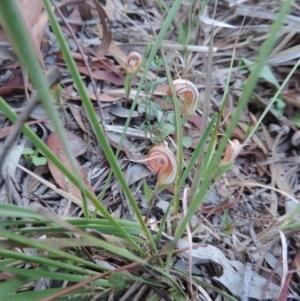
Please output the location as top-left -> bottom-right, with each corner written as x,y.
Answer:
0,97 -> 145,255
243,57 -> 300,148
155,114 -> 217,246
0,266 -> 116,287
0,0 -> 90,219
173,0 -> 294,243
160,50 -> 183,229
42,0 -> 152,250
0,0 -> 147,254
0,249 -> 97,275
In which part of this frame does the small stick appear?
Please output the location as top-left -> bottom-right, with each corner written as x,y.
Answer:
51,0 -> 106,132
40,243 -> 204,301
0,68 -> 61,171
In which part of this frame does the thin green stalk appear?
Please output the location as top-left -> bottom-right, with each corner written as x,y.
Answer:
89,0 -> 185,250
188,27 -> 214,203
0,228 -> 110,273
173,0 -> 294,243
42,0 -> 151,247
0,249 -> 95,275
155,115 -> 217,247
242,57 -> 300,148
160,51 -> 183,230
0,0 -> 89,218
0,98 -> 145,255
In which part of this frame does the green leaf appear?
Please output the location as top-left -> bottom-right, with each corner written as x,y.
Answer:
31,156 -> 47,166
22,148 -> 35,155
109,273 -> 126,287
51,83 -> 62,103
168,111 -> 175,125
182,136 -> 192,148
151,101 -> 164,122
124,73 -> 132,97
221,211 -> 229,225
240,58 -> 279,88
213,163 -> 232,178
289,114 -> 300,128
160,123 -> 175,138
143,181 -> 152,204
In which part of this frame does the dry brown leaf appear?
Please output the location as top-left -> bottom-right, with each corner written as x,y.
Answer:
0,74 -> 24,96
54,52 -> 122,74
18,163 -> 96,212
68,104 -> 87,133
78,2 -> 92,21
93,0 -> 112,58
0,120 -> 41,139
255,152 -> 268,177
83,89 -> 121,102
19,0 -> 43,27
46,133 -> 95,200
238,121 -> 268,154
17,0 -> 45,70
261,124 -> 274,152
32,11 -> 49,45
77,66 -> 137,86
105,0 -> 123,21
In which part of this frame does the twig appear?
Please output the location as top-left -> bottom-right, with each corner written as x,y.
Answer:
51,0 -> 106,130
241,263 -> 252,301
40,244 -> 203,301
0,68 -> 61,172
57,17 -> 100,26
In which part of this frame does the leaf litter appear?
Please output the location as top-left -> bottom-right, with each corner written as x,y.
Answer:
0,0 -> 300,300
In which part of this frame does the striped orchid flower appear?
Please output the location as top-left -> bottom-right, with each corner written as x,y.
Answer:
166,79 -> 199,117
126,51 -> 142,74
148,144 -> 177,187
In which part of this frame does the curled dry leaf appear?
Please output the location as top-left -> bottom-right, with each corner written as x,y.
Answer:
220,139 -> 241,165
93,0 -> 112,58
46,133 -> 95,200
126,51 -> 142,73
148,145 -> 177,186
166,79 -> 199,117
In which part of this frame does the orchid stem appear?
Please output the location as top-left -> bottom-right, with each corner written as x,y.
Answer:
144,185 -> 166,224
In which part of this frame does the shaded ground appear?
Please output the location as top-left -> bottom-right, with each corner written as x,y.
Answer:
0,0 -> 300,300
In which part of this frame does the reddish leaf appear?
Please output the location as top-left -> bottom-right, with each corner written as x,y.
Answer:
78,2 -> 92,21
93,0 -> 112,58
54,52 -> 122,74
0,74 -> 24,96
17,0 -> 45,70
78,66 -> 138,86
46,133 -> 95,199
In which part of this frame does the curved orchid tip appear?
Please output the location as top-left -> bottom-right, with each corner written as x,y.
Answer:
148,144 -> 177,187
126,51 -> 142,73
166,79 -> 199,117
220,139 -> 241,165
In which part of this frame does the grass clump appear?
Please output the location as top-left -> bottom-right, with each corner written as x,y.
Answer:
0,0 -> 299,300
